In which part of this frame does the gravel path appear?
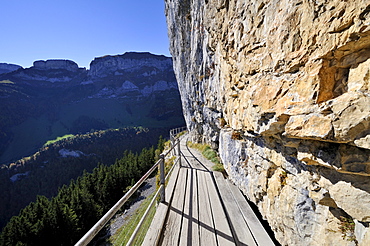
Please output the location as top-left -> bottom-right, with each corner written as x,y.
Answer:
107,176 -> 157,237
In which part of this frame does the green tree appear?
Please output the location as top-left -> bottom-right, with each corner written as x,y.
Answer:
0,135 -> 166,245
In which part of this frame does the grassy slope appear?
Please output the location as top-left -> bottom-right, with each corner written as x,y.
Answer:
110,192 -> 157,245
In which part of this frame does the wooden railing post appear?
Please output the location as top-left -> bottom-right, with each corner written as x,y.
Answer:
177,138 -> 181,167
159,154 -> 165,203
170,133 -> 174,155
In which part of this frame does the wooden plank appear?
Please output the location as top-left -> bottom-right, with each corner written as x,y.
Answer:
178,168 -> 191,246
142,202 -> 168,245
179,168 -> 200,246
213,172 -> 257,246
180,141 -> 209,172
204,172 -> 235,245
184,144 -> 214,170
161,167 -> 188,245
187,155 -> 207,172
226,179 -> 275,246
164,161 -> 180,204
197,170 -> 218,245
191,170 -> 200,246
143,161 -> 181,245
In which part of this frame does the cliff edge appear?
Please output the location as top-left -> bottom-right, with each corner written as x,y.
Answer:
165,0 -> 370,245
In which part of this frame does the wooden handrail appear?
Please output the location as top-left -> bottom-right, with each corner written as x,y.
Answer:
126,154 -> 181,245
75,127 -> 186,246
126,185 -> 163,246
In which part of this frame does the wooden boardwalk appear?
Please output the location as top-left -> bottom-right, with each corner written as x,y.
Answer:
143,138 -> 275,246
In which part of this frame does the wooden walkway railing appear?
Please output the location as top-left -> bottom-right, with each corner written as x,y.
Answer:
75,127 -> 186,246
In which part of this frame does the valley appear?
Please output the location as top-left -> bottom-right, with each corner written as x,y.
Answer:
0,52 -> 185,230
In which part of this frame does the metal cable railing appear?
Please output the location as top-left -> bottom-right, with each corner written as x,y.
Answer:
75,127 -> 186,246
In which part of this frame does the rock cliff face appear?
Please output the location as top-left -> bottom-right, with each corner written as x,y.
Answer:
87,52 -> 178,98
165,0 -> 370,245
89,52 -> 173,78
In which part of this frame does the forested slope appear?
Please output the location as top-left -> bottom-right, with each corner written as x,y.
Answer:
0,134 -> 166,245
0,127 -> 171,230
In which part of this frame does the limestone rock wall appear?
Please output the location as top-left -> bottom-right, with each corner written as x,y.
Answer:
88,52 -> 173,78
165,0 -> 370,245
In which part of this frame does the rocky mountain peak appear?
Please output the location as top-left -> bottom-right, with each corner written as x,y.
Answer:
32,59 -> 80,72
88,52 -> 173,78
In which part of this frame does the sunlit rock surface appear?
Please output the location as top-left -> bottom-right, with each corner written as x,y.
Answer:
165,0 -> 370,245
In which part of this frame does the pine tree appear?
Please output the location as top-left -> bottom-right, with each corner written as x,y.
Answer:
0,136 -> 166,245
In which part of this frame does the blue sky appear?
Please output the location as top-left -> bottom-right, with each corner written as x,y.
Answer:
0,0 -> 170,68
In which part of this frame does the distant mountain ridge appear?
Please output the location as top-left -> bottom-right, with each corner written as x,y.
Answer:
0,52 -> 184,164
33,59 -> 80,71
0,53 -> 178,98
0,63 -> 22,75
89,52 -> 172,76
0,52 -> 177,96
